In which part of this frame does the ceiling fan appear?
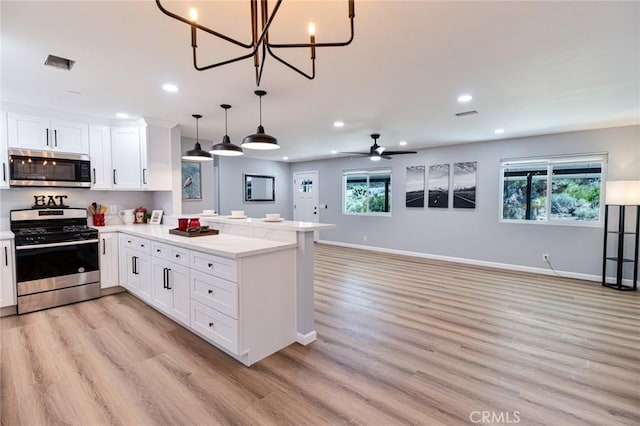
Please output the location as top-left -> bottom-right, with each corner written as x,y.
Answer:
342,134 -> 417,161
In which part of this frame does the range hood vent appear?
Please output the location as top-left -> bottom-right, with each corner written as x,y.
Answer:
44,54 -> 76,71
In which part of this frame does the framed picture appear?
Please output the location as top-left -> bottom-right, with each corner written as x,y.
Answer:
149,210 -> 163,225
428,163 -> 450,208
182,161 -> 202,200
405,166 -> 425,208
453,161 -> 477,208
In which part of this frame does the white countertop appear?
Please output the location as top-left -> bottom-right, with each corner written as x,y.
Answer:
0,231 -> 14,241
198,215 -> 336,232
96,224 -> 297,258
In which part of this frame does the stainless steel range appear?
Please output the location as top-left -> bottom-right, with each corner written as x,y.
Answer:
10,208 -> 100,314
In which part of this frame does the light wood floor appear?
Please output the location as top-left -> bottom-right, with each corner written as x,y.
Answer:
2,244 -> 639,425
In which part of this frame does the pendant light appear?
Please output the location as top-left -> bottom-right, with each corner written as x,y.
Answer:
210,104 -> 243,156
242,90 -> 279,150
182,114 -> 213,161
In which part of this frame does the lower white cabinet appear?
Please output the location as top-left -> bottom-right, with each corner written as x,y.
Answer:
119,235 -> 152,302
117,232 -> 296,366
151,258 -> 190,327
0,240 -> 16,308
99,232 -> 119,289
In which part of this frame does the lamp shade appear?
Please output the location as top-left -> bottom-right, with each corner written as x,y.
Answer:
605,180 -> 640,205
182,141 -> 213,161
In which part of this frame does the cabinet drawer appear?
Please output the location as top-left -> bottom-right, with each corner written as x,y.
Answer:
120,234 -> 150,254
190,251 -> 237,281
152,242 -> 190,265
191,299 -> 238,355
191,270 -> 238,319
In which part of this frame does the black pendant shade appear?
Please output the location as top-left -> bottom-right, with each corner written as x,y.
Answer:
182,114 -> 213,161
210,104 -> 243,156
242,90 -> 279,150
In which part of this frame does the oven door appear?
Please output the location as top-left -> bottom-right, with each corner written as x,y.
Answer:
15,239 -> 100,295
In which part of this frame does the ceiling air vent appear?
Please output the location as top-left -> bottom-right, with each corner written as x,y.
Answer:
44,54 -> 76,71
455,110 -> 478,117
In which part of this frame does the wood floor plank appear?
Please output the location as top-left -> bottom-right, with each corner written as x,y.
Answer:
2,243 -> 639,425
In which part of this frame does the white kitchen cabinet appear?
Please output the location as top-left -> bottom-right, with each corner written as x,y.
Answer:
151,258 -> 190,327
89,124 -> 112,190
142,123 -> 173,191
119,234 -> 151,301
7,112 -> 89,154
99,232 -> 119,289
111,127 -> 143,189
0,112 -> 9,189
0,240 -> 16,308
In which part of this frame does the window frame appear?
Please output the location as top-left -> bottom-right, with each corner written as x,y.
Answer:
342,168 -> 393,217
499,154 -> 607,227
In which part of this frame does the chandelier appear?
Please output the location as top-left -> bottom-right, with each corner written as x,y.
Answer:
155,0 -> 355,86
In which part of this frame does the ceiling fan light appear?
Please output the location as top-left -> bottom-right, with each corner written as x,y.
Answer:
370,155 -> 381,161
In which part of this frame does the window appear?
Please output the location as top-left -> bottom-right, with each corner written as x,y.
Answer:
501,154 -> 605,225
344,169 -> 392,215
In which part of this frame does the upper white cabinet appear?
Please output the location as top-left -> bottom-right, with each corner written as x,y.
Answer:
0,112 -> 9,189
111,127 -> 143,190
89,124 -> 112,190
8,112 -> 89,154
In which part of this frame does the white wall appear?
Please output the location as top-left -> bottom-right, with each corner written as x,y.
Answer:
0,187 -> 155,228
217,156 -> 292,219
291,125 -> 640,279
180,137 -> 216,214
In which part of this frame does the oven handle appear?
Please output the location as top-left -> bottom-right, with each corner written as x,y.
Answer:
16,239 -> 100,250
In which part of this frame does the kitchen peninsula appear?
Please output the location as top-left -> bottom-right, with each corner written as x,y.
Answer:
101,223 -> 298,366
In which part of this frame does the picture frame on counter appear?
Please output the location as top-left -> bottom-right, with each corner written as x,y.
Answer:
149,210 -> 163,225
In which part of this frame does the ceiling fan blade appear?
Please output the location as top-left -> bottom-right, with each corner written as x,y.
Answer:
382,150 -> 418,155
340,151 -> 369,155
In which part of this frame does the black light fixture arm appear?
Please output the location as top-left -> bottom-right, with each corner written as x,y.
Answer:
156,0 -> 354,86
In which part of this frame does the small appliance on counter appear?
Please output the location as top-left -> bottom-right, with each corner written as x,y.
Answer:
119,209 -> 135,224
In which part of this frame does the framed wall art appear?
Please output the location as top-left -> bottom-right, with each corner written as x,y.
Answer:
182,161 -> 202,200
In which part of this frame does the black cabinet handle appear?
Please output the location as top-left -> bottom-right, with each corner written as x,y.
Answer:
166,268 -> 172,290
54,129 -> 58,147
2,163 -> 6,182
156,249 -> 161,253
93,168 -> 96,184
208,262 -> 213,268
142,168 -> 148,185
131,256 -> 135,274
4,246 -> 7,266
175,254 -> 180,259
102,238 -> 106,255
163,267 -> 168,289
141,244 -> 145,248
208,289 -> 213,295
132,256 -> 138,275
208,322 -> 214,328
45,128 -> 49,146
113,169 -> 117,185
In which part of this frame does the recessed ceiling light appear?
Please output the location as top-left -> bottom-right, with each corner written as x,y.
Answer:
333,121 -> 344,128
162,83 -> 179,93
282,156 -> 289,160
457,94 -> 473,103
494,128 -> 505,134
116,112 -> 129,119
399,141 -> 408,146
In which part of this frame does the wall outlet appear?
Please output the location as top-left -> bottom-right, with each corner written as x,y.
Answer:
109,205 -> 117,214
362,235 -> 368,242
542,253 -> 550,262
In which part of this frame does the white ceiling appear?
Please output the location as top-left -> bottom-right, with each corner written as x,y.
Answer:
1,1 -> 639,162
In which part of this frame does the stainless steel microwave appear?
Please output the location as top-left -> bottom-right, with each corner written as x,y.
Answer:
9,149 -> 91,188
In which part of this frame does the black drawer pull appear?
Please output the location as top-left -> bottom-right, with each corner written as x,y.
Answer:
156,249 -> 161,252
207,262 -> 213,268
208,289 -> 213,295
175,254 -> 180,258
208,322 -> 214,327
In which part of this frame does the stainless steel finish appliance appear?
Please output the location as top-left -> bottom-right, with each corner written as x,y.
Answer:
10,208 -> 100,314
9,149 -> 91,188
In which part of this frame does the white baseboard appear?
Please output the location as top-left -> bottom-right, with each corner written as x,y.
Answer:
317,240 -> 638,287
296,330 -> 317,345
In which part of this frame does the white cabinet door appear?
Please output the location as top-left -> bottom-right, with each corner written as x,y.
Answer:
99,233 -> 119,289
152,258 -> 190,327
144,125 -> 173,191
119,244 -> 151,301
7,113 -> 89,154
0,112 -> 9,189
50,119 -> 89,154
0,240 -> 16,308
111,127 -> 142,189
89,125 -> 112,190
7,112 -> 49,150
